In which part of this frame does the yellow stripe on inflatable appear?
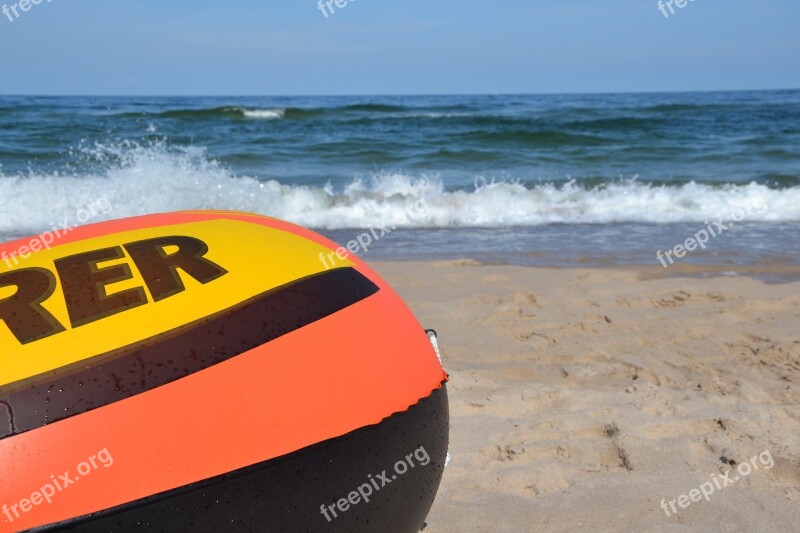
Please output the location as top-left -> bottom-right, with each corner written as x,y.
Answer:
0,219 -> 352,390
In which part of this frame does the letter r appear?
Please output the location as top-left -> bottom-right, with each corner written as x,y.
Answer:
0,268 -> 66,344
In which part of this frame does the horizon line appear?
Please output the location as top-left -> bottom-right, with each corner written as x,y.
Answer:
0,87 -> 798,99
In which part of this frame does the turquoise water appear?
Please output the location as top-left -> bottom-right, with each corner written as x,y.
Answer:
0,91 -> 799,267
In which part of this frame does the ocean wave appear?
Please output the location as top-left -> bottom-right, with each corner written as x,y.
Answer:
109,103 -> 478,121
241,108 -> 286,120
459,129 -> 610,146
109,106 -> 287,120
162,106 -> 289,120
0,142 -> 798,237
337,104 -> 408,113
158,106 -> 243,119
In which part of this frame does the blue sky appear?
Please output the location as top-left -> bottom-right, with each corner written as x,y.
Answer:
0,0 -> 798,95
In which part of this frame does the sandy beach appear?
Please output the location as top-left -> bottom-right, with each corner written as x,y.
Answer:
372,261 -> 800,532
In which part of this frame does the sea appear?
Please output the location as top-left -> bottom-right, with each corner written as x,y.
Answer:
1,90 -> 799,274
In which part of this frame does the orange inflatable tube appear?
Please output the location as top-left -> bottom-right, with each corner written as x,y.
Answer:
0,211 -> 448,532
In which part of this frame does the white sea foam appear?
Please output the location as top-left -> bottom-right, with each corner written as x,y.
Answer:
241,108 -> 286,119
0,142 -> 798,237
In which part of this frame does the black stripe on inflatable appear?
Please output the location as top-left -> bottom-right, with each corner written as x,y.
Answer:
33,384 -> 450,533
0,267 -> 379,441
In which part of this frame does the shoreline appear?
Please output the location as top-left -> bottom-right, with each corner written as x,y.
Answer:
319,222 -> 800,279
369,259 -> 800,284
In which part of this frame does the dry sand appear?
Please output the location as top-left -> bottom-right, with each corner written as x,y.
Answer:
372,261 -> 800,532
